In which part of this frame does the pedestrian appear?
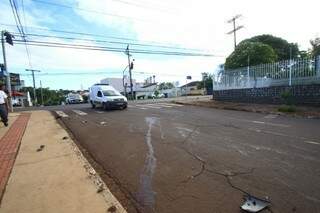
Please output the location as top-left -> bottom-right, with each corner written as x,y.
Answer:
0,84 -> 9,127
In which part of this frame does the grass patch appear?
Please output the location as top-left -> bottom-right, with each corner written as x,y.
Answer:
278,105 -> 297,113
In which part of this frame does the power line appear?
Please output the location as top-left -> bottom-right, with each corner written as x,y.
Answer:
13,39 -> 218,57
8,0 -> 33,68
18,71 -> 198,77
0,23 -> 202,49
12,32 -> 212,52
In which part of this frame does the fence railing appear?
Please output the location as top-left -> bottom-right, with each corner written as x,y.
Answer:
213,55 -> 320,90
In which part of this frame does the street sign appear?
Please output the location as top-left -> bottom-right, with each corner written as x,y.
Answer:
186,76 -> 192,80
10,73 -> 21,86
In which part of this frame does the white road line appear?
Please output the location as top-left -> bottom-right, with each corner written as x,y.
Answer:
72,110 -> 88,116
252,120 -> 290,128
305,141 -> 320,145
160,103 -> 184,107
136,104 -> 162,109
264,114 -> 278,119
154,103 -> 172,108
56,111 -> 69,118
96,111 -> 104,114
147,103 -> 172,108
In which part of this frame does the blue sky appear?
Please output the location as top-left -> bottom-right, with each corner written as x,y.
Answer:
1,0 -> 319,90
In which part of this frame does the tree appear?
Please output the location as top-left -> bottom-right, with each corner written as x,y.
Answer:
158,82 -> 174,90
225,41 -> 278,69
197,73 -> 213,90
19,87 -> 71,106
310,37 -> 320,57
243,34 -> 299,60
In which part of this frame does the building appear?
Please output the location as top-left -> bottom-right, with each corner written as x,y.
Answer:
180,81 -> 204,96
100,78 -> 137,94
12,91 -> 32,107
135,83 -> 158,99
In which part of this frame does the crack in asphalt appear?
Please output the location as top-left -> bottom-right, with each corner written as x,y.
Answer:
168,123 -> 262,204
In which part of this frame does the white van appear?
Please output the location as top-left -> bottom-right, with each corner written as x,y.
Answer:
89,84 -> 128,110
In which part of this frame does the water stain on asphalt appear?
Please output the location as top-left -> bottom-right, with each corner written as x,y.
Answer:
137,117 -> 158,210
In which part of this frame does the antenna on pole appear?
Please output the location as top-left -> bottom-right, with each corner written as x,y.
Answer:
227,14 -> 244,50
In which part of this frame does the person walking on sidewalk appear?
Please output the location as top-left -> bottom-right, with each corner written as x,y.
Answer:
0,84 -> 9,127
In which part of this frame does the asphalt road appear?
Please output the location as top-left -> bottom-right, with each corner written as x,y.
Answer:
52,102 -> 320,213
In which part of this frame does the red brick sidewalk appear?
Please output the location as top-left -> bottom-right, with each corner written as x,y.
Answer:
0,113 -> 30,201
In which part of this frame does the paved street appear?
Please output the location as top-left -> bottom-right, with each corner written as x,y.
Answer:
53,103 -> 320,213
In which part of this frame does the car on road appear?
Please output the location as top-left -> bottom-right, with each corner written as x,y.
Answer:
89,83 -> 127,110
66,93 -> 84,104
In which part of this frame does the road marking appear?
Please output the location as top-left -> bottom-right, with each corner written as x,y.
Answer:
72,110 -> 87,116
152,103 -> 172,108
96,111 -> 104,114
264,114 -> 278,119
305,141 -> 320,145
252,120 -> 290,128
56,111 -> 69,118
160,103 -> 184,107
136,104 -> 162,109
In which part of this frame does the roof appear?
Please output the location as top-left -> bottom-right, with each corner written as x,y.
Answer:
180,81 -> 201,88
141,83 -> 157,88
12,91 -> 25,97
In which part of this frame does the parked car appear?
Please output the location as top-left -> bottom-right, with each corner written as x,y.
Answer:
89,84 -> 127,110
66,93 -> 84,104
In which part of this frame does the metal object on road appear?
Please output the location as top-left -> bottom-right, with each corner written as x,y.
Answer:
241,195 -> 270,212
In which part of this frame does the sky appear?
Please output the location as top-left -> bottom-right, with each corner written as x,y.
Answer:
0,0 -> 319,90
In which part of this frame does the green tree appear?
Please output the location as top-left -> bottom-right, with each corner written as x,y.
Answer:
225,41 -> 278,69
310,37 -> 320,57
19,87 -> 71,106
158,82 -> 174,90
243,34 -> 299,60
197,73 -> 213,90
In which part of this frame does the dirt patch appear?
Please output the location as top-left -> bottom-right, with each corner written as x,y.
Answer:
173,100 -> 320,119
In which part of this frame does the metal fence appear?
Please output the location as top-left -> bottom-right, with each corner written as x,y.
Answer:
213,55 -> 320,90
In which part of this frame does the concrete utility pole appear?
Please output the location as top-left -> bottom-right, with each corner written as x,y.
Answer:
227,14 -> 244,50
25,69 -> 41,106
1,31 -> 13,112
125,45 -> 134,100
122,65 -> 129,98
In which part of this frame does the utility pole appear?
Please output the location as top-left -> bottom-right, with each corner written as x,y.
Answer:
122,65 -> 129,98
227,14 -> 244,50
25,69 -> 41,106
40,80 -> 44,106
1,31 -> 13,112
125,45 -> 134,100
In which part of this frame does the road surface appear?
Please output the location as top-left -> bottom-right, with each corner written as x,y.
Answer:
52,102 -> 320,213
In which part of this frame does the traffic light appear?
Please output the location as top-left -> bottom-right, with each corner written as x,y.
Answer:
130,61 -> 134,70
4,31 -> 14,45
